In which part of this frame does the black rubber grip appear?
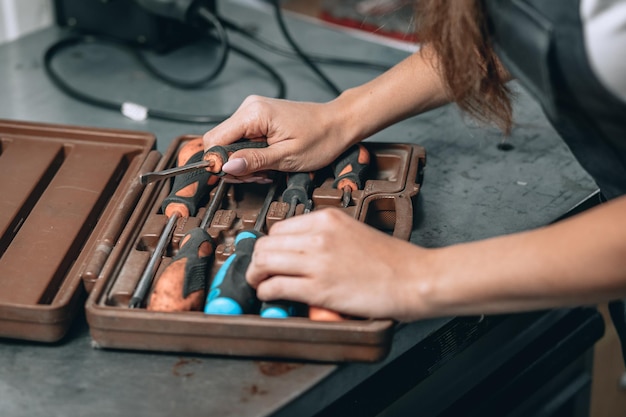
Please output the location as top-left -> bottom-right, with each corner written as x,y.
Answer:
331,144 -> 370,190
161,150 -> 213,216
282,172 -> 313,206
177,228 -> 214,298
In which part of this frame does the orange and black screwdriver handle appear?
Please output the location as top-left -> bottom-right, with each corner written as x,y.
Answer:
203,139 -> 268,176
147,227 -> 216,312
162,147 -> 219,218
204,178 -> 280,315
332,144 -> 370,207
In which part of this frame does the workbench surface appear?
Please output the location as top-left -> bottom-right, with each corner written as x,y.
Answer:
0,1 -> 601,417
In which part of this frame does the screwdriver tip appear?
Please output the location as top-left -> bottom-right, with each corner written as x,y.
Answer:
341,188 -> 351,208
128,297 -> 142,309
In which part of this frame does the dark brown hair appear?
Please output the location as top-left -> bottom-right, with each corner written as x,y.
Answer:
416,0 -> 513,134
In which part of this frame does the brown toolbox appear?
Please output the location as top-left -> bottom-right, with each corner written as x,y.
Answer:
0,119 -> 426,362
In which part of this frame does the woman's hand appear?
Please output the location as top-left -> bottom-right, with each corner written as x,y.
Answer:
203,95 -> 355,178
246,207 -> 430,321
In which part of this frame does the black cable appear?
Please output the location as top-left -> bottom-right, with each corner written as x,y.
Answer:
134,7 -> 230,89
43,36 -> 123,113
267,0 -> 342,96
43,9 -> 286,124
146,42 -> 286,121
218,16 -> 392,72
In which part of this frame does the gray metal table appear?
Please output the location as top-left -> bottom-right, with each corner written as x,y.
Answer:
0,2 -> 600,417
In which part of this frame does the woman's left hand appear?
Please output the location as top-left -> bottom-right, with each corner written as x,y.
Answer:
246,207 -> 429,321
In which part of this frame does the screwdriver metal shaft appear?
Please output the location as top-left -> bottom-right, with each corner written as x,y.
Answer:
129,213 -> 179,308
140,159 -> 214,185
140,140 -> 269,185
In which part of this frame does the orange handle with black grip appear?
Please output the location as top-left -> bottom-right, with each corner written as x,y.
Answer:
332,144 -> 370,207
162,142 -> 218,218
147,227 -> 215,312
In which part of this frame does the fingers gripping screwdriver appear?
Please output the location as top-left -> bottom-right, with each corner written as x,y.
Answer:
332,144 -> 370,207
259,172 -> 314,318
140,139 -> 269,184
147,179 -> 228,312
204,179 -> 280,315
129,139 -> 215,308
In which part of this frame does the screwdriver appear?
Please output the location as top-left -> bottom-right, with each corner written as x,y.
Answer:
332,144 -> 370,207
204,178 -> 280,315
129,140 -> 215,308
147,179 -> 228,312
280,172 -> 315,218
140,139 -> 268,184
259,172 -> 314,318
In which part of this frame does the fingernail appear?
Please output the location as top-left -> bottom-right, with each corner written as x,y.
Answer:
222,158 -> 247,175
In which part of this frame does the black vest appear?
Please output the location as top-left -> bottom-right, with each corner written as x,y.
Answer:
485,0 -> 626,361
486,0 -> 626,199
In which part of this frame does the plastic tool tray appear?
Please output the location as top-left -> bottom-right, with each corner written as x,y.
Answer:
0,119 -> 426,362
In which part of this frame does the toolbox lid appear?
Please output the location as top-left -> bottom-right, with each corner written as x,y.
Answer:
0,119 -> 158,342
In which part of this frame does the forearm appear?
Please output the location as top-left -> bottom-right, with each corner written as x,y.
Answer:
411,195 -> 626,318
326,45 -> 450,145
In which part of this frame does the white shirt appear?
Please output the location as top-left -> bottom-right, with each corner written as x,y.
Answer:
581,0 -> 626,102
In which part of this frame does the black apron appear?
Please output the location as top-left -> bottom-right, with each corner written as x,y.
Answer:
485,0 -> 626,362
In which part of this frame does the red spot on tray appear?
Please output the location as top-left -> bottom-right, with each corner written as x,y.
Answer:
256,361 -> 303,376
172,357 -> 202,377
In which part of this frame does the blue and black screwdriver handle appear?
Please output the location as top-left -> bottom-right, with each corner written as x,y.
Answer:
204,172 -> 315,318
204,178 -> 281,315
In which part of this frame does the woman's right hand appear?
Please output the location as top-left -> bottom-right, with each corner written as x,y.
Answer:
202,95 -> 355,177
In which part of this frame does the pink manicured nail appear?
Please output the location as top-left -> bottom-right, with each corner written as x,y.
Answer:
222,158 -> 247,175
